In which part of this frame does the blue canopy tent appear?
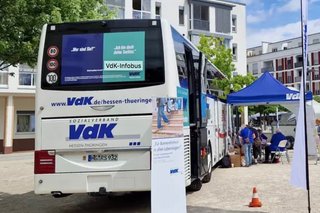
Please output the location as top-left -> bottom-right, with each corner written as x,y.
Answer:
227,72 -> 312,106
227,72 -> 317,155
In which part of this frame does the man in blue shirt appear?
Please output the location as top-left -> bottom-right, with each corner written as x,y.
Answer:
240,124 -> 254,167
264,129 -> 286,163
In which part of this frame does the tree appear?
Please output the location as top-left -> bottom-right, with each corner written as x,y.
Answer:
0,0 -> 115,70
198,35 -> 234,79
197,35 -> 256,99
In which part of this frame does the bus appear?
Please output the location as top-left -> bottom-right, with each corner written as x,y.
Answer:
34,19 -> 232,197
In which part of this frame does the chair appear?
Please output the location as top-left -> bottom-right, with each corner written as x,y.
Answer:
271,140 -> 290,164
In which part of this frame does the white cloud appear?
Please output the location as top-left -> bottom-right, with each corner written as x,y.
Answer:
236,0 -> 259,5
237,0 -> 254,5
277,0 -> 300,13
247,18 -> 320,48
247,10 -> 268,23
277,0 -> 320,13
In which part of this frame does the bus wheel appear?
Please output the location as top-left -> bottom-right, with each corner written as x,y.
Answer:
188,179 -> 202,191
202,168 -> 212,183
202,146 -> 212,183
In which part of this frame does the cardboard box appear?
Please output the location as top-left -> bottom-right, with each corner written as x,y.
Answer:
230,154 -> 242,167
234,147 -> 244,156
234,147 -> 241,155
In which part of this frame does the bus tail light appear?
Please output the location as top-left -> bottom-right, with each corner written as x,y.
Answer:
34,150 -> 56,174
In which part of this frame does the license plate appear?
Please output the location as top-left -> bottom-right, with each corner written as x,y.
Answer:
88,153 -> 118,162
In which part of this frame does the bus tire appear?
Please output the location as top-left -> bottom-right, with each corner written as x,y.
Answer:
202,145 -> 212,183
202,168 -> 212,183
188,179 -> 202,191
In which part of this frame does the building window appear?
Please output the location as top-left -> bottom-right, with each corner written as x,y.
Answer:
155,2 -> 161,19
272,48 -> 278,52
287,72 -> 293,83
223,38 -> 230,48
16,111 -> 35,133
314,52 -> 319,65
313,39 -> 320,44
314,70 -> 320,80
247,51 -> 253,57
215,5 -> 231,34
106,0 -> 125,19
133,0 -> 151,19
277,59 -> 283,70
232,43 -> 237,61
232,15 -> 237,33
282,42 -> 288,50
287,57 -> 293,69
19,64 -> 36,87
0,64 -> 9,86
193,3 -> 209,31
179,6 -> 184,25
252,63 -> 258,75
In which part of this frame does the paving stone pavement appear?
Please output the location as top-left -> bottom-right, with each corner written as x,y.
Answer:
0,151 -> 319,213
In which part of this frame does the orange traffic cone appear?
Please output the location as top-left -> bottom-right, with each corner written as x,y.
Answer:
249,187 -> 262,207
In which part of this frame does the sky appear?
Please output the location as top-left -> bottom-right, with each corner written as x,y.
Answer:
236,0 -> 320,48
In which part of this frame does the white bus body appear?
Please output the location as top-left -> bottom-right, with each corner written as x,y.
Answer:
35,19 -> 231,196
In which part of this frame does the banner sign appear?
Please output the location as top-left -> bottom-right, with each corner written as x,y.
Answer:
290,0 -> 308,190
151,97 -> 186,213
151,137 -> 186,213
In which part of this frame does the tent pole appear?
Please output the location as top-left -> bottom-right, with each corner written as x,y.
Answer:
235,106 -> 239,133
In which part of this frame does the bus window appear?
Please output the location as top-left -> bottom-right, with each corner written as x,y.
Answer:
41,20 -> 165,91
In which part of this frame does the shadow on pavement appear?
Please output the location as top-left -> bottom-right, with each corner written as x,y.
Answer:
0,191 -> 151,213
187,205 -> 266,213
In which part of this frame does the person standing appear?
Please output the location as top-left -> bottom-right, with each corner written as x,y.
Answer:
248,126 -> 260,164
264,128 -> 286,163
240,124 -> 254,167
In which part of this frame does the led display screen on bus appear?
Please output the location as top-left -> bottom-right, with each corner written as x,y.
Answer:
61,31 -> 145,85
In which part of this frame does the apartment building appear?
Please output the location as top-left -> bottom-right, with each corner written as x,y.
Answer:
106,0 -> 247,76
247,33 -> 320,94
0,0 -> 246,153
0,65 -> 36,153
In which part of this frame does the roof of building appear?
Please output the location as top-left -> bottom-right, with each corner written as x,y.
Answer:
248,32 -> 320,50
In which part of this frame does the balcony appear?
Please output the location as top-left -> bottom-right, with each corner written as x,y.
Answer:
132,10 -> 151,19
261,67 -> 274,73
286,78 -> 294,84
193,19 -> 209,31
295,76 -> 311,82
295,61 -> 310,68
314,74 -> 320,80
252,69 -> 259,75
295,61 -> 302,68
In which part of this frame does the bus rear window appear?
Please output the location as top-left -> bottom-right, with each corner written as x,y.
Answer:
41,20 -> 164,90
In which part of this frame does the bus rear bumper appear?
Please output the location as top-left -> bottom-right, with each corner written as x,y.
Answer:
34,170 -> 150,195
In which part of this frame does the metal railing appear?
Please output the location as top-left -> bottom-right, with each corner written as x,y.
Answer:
295,76 -> 311,82
193,19 -> 209,31
295,61 -> 302,68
